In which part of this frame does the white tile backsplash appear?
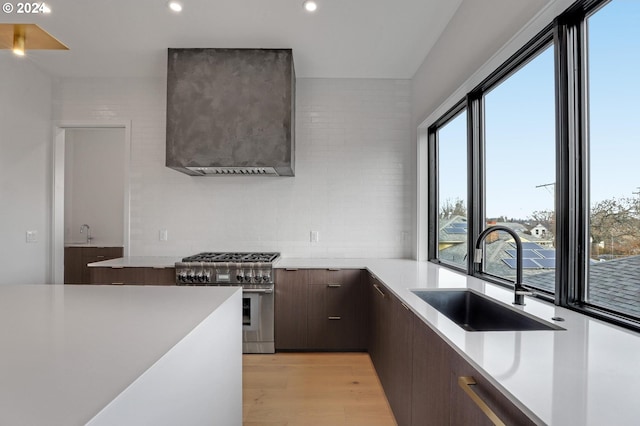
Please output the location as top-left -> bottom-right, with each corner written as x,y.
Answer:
53,77 -> 413,258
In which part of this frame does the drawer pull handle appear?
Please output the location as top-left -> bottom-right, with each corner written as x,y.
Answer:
111,282 -> 124,285
284,268 -> 299,271
327,284 -> 341,288
328,316 -> 341,320
401,302 -> 410,311
328,268 -> 341,271
96,255 -> 105,258
373,284 -> 385,298
458,376 -> 506,426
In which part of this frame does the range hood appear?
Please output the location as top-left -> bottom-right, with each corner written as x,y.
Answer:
166,48 -> 295,176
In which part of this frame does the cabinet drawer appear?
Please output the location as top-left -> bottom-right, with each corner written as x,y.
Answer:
309,268 -> 362,286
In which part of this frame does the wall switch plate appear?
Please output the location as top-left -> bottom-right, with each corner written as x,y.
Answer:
310,231 -> 319,243
159,229 -> 168,241
26,230 -> 38,243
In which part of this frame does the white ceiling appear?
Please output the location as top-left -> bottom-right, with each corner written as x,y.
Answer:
10,0 -> 464,79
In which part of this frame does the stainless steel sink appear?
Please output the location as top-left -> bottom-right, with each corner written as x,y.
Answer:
411,289 -> 564,332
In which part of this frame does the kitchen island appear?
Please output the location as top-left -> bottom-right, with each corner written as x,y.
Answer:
0,284 -> 241,426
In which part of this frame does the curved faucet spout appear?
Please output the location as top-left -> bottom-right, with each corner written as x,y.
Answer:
80,224 -> 92,244
474,225 -> 532,305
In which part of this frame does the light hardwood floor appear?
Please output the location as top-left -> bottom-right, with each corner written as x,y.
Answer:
243,353 -> 397,426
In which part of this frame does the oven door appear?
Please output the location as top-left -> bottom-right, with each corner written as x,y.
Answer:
242,287 -> 274,354
242,292 -> 261,332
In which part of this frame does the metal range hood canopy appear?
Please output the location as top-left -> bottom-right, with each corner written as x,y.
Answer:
166,48 -> 295,176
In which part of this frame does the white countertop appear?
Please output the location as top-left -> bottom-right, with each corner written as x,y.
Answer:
278,257 -> 640,426
65,242 -> 124,248
87,256 -> 181,268
84,255 -> 640,425
0,284 -> 240,426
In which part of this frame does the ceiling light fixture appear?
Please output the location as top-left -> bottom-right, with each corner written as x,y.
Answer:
42,3 -> 51,14
168,1 -> 183,12
303,0 -> 317,13
0,24 -> 69,56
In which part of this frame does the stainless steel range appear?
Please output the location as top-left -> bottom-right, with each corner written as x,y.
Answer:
175,252 -> 280,354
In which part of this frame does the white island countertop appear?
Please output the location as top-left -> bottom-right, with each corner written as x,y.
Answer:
277,258 -> 640,426
0,285 -> 241,426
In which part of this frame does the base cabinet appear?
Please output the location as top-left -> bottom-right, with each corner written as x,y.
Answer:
64,247 -> 123,284
275,268 -> 366,351
274,267 -> 539,426
411,314 -> 451,426
274,269 -> 309,350
369,275 -> 536,426
368,274 -> 413,426
449,352 -> 537,426
89,267 -> 175,285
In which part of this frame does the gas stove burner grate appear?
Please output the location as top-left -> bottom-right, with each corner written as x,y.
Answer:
181,252 -> 280,263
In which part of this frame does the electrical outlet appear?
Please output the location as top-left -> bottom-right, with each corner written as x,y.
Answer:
310,231 -> 319,243
26,230 -> 38,243
159,229 -> 168,241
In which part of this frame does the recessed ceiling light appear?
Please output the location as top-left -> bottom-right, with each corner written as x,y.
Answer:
41,3 -> 51,13
168,1 -> 183,12
303,0 -> 317,13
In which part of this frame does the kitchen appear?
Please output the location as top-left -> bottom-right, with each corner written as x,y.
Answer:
2,0 -> 640,425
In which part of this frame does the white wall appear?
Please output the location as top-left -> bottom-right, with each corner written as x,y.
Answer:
0,57 -> 52,284
64,128 -> 125,246
53,77 -> 413,258
412,0 -> 578,129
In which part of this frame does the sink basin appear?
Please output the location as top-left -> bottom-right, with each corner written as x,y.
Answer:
411,289 -> 563,332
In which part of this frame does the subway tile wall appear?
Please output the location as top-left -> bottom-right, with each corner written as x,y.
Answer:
53,77 -> 413,258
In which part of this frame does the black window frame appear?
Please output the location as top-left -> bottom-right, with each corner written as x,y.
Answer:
427,0 -> 640,331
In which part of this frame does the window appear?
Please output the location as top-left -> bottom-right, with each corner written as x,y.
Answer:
436,110 -> 468,269
426,0 -> 640,329
483,46 -> 556,293
586,0 -> 640,319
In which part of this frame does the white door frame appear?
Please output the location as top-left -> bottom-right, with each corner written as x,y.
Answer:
51,121 -> 132,284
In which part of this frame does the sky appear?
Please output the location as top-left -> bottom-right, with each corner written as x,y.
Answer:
438,0 -> 640,221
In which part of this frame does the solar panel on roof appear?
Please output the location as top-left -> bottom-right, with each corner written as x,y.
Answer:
534,258 -> 556,268
535,249 -> 556,259
444,227 -> 467,234
502,258 -> 541,269
504,249 -> 542,259
509,242 -> 544,250
450,222 -> 468,228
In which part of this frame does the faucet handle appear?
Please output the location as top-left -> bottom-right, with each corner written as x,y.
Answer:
473,249 -> 483,263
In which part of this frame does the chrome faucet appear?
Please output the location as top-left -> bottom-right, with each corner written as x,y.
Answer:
80,224 -> 92,244
474,225 -> 534,305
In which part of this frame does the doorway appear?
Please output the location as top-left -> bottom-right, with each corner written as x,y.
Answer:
51,122 -> 131,284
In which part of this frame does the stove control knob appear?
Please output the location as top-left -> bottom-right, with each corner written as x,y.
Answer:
254,274 -> 262,283
263,275 -> 270,283
236,275 -> 244,283
203,271 -> 211,283
178,272 -> 188,283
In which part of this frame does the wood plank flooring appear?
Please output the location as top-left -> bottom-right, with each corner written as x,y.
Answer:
243,353 -> 397,426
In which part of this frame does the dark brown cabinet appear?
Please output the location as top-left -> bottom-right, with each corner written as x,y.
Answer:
273,267 -> 539,425
411,314 -> 452,426
274,269 -> 309,350
275,268 -> 366,351
449,351 -> 536,426
64,246 -> 123,284
89,266 -> 175,285
308,269 -> 366,350
368,274 -> 413,426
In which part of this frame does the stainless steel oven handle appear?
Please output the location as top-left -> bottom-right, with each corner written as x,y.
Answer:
242,288 -> 273,294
